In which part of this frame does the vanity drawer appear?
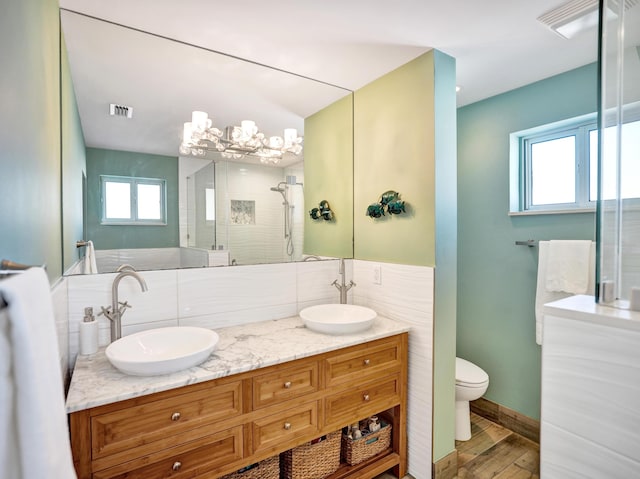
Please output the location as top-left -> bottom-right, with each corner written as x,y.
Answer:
324,374 -> 401,428
252,401 -> 319,454
91,380 -> 242,460
93,425 -> 243,479
325,336 -> 402,387
252,361 -> 318,409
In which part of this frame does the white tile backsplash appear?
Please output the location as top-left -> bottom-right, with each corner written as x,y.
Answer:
353,260 -> 434,478
177,263 -> 297,319
51,278 -> 69,383
66,270 -> 179,367
178,304 -> 297,330
296,259 -> 343,305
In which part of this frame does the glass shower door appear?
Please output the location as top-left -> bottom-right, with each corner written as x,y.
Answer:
597,0 -> 640,308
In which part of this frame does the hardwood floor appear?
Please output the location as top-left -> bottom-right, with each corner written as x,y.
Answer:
375,412 -> 540,479
456,413 -> 539,478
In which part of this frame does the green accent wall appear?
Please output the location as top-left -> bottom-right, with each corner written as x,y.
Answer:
353,53 -> 436,266
61,33 -> 87,273
303,94 -> 354,258
353,50 -> 458,462
0,0 -> 62,281
86,147 -> 179,249
457,63 -> 597,420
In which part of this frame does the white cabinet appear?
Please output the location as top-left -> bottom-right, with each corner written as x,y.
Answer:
541,296 -> 640,478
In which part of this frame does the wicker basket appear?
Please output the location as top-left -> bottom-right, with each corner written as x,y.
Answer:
341,423 -> 392,466
221,455 -> 279,479
281,431 -> 341,479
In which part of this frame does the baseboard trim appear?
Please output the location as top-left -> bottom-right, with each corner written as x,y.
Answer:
470,397 -> 540,444
432,449 -> 457,479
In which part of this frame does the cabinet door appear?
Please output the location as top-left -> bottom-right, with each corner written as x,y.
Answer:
324,374 -> 401,429
92,380 -> 242,460
93,425 -> 243,479
325,337 -> 401,388
252,401 -> 319,454
252,361 -> 318,409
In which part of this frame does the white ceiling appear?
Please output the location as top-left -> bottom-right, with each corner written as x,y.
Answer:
59,0 -> 602,160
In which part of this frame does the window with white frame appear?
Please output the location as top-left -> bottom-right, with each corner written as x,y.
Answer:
101,175 -> 167,225
510,110 -> 640,214
521,121 -> 595,212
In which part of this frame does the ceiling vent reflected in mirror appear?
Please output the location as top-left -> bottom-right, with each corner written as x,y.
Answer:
109,103 -> 133,118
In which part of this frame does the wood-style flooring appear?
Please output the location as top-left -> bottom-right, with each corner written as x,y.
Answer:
455,412 -> 539,478
375,412 -> 539,479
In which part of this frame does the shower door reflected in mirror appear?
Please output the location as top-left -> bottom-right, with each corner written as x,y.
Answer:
181,157 -> 305,266
184,160 -> 216,250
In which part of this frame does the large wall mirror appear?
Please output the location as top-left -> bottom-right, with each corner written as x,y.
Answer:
61,9 -> 353,274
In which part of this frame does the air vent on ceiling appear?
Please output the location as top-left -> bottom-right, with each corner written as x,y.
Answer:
537,0 -> 639,39
109,103 -> 133,119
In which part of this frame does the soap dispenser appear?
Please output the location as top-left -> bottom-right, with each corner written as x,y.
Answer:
79,307 -> 98,355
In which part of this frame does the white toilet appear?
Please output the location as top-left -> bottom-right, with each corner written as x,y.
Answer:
455,357 -> 489,441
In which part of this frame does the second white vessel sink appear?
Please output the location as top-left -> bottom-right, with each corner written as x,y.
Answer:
299,304 -> 377,335
105,326 -> 219,376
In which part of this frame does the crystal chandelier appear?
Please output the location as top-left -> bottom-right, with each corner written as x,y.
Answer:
179,111 -> 303,164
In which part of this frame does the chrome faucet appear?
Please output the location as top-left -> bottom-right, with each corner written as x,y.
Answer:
331,258 -> 355,304
100,270 -> 148,342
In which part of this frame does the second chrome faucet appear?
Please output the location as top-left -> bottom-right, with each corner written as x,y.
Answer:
331,258 -> 355,304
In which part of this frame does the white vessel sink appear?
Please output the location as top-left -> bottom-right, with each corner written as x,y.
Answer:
299,304 -> 377,335
105,326 -> 219,376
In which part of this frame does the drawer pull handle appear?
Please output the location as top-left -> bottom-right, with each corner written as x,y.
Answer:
363,394 -> 370,402
283,381 -> 292,389
172,461 -> 182,471
284,422 -> 292,430
171,412 -> 181,421
363,359 -> 371,366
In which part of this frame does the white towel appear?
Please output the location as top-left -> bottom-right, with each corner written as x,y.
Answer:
545,240 -> 592,294
0,269 -> 77,479
535,241 -> 595,345
83,240 -> 98,274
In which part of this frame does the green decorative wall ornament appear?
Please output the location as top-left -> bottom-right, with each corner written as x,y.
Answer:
310,200 -> 333,221
366,190 -> 406,218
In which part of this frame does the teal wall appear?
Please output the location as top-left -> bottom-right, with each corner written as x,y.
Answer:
61,33 -> 87,273
0,0 -> 62,281
85,147 -> 179,249
432,50 -> 458,462
456,63 -> 598,420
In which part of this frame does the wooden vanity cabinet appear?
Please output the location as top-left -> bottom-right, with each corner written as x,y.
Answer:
69,333 -> 408,479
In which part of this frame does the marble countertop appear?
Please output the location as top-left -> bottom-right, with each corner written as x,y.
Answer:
66,315 -> 410,413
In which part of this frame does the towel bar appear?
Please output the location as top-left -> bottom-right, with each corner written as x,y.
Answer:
1,259 -> 33,271
515,240 -> 538,247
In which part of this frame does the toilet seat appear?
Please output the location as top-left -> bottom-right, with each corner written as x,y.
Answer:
456,357 -> 489,387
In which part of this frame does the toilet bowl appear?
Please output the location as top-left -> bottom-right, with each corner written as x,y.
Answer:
455,357 -> 489,441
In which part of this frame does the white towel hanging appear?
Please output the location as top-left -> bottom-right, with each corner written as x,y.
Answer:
545,240 -> 592,294
83,240 -> 98,274
535,241 -> 595,345
0,268 -> 77,478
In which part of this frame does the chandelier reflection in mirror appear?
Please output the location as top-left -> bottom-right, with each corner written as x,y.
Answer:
179,111 -> 303,165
